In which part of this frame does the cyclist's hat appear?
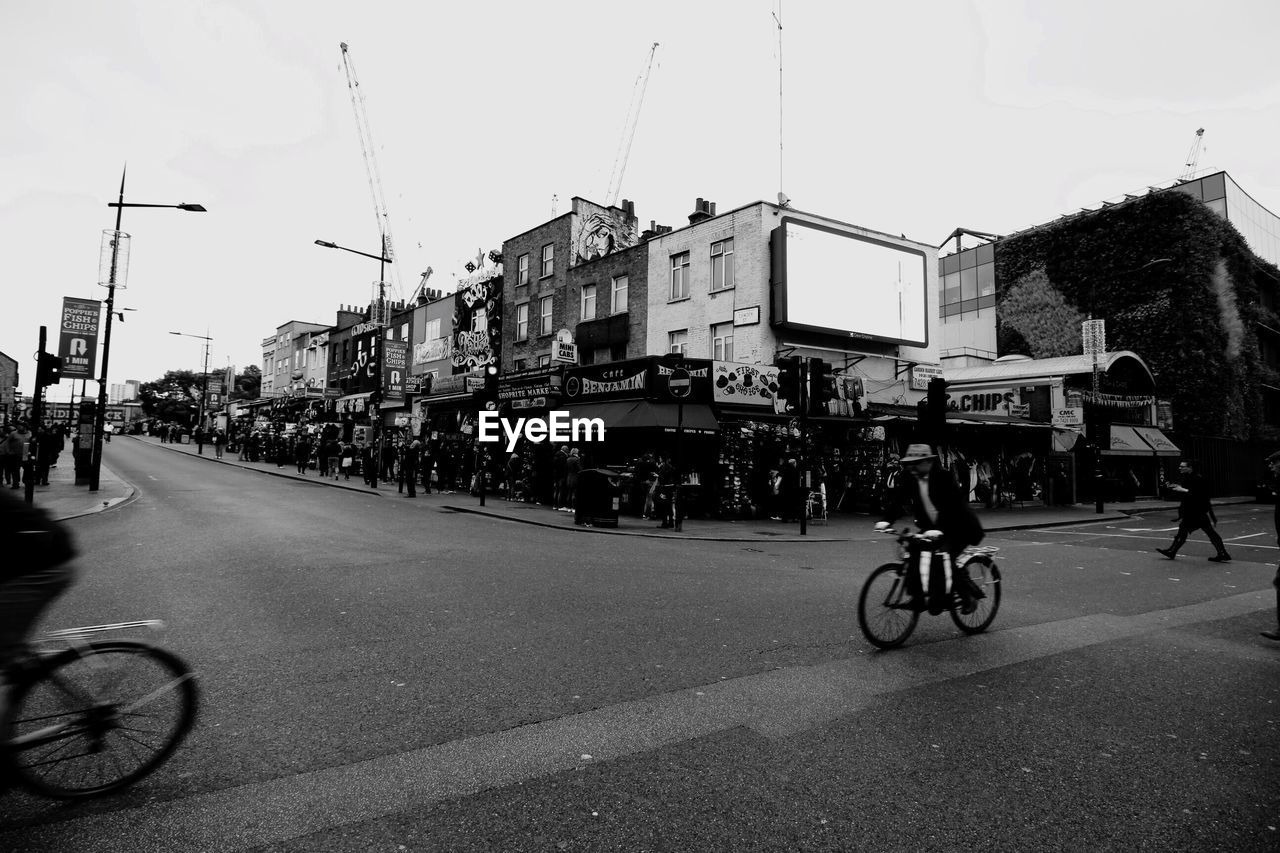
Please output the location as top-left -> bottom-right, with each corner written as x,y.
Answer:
899,443 -> 937,463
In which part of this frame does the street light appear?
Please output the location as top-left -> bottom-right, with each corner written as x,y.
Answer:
315,238 -> 392,487
90,166 -> 206,491
170,331 -> 212,454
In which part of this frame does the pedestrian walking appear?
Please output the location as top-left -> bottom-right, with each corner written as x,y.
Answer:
1262,452 -> 1280,642
212,429 -> 225,459
564,448 -> 582,512
420,446 -> 435,494
1156,459 -> 1231,562
340,441 -> 355,480
294,434 -> 311,475
402,439 -> 421,498
362,441 -> 379,488
0,427 -> 15,488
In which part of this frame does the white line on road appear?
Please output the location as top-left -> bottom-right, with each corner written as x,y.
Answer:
1225,532 -> 1270,541
1030,530 -> 1279,549
6,589 -> 1272,853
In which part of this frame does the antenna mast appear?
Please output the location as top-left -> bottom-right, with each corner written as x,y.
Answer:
774,1 -> 784,197
340,42 -> 401,310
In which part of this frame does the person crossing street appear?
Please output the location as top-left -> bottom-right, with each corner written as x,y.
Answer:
1156,459 -> 1230,562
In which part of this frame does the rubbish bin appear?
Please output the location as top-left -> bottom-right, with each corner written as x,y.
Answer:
574,468 -> 621,528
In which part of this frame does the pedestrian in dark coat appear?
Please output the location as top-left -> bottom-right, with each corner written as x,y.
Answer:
1262,452 -> 1280,641
294,436 -> 311,475
1157,459 -> 1230,562
363,442 -> 380,488
402,440 -> 421,498
552,446 -> 569,509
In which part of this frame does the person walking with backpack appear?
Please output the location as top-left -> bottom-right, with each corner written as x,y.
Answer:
1157,459 -> 1231,562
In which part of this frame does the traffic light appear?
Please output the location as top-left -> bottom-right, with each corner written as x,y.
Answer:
774,356 -> 802,413
35,352 -> 63,389
807,358 -> 834,416
474,362 -> 500,411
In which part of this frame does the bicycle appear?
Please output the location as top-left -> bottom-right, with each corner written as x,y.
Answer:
1,620 -> 198,799
857,528 -> 1002,650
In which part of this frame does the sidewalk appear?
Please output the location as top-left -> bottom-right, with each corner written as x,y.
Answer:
116,434 -> 1256,541
17,447 -> 135,522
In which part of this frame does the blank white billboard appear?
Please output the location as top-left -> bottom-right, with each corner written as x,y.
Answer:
772,219 -> 928,346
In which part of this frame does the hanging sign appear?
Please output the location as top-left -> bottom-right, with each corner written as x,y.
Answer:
58,297 -> 102,380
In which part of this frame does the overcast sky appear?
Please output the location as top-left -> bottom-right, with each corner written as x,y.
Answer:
4,0 -> 1278,401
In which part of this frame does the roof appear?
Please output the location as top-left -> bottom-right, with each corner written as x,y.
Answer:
944,351 -> 1153,386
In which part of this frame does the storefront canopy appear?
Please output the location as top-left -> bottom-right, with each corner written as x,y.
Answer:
566,400 -> 719,434
1131,425 -> 1181,456
1104,424 -> 1179,457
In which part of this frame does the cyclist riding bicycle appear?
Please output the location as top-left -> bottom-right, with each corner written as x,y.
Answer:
874,443 -> 985,614
0,487 -> 78,691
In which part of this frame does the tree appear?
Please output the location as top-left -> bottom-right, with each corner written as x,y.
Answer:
231,365 -> 261,401
138,370 -> 201,425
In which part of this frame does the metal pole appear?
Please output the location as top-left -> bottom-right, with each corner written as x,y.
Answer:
799,358 -> 808,537
25,326 -> 48,504
90,167 -> 125,492
1093,355 -> 1103,513
674,400 -> 683,532
197,338 -> 209,454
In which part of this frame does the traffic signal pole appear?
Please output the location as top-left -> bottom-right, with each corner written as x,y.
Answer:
25,326 -> 48,504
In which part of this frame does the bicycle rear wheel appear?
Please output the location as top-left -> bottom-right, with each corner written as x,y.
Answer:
951,559 -> 1001,634
3,640 -> 197,799
858,563 -> 919,649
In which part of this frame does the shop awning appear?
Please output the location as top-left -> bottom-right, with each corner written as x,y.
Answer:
1104,424 -> 1152,456
1132,426 -> 1181,456
566,400 -> 720,433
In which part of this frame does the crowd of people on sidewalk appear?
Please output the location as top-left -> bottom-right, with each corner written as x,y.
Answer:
0,421 -> 69,489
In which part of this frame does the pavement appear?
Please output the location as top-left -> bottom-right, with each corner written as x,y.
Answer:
49,433 -> 1257,540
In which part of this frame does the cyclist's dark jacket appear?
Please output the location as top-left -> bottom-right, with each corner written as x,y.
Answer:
881,467 -> 984,550
0,487 -> 77,581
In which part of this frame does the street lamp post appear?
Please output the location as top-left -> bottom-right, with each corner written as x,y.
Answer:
1083,257 -> 1173,513
90,166 -> 205,491
170,331 -> 212,453
315,239 -> 391,486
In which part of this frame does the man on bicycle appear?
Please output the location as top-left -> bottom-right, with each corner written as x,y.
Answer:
0,487 -> 78,684
875,443 -> 985,613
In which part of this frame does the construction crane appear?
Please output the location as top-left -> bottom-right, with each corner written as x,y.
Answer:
1180,127 -> 1206,181
339,41 -> 401,316
603,42 -> 659,207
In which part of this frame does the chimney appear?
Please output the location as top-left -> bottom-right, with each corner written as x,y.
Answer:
688,197 -> 714,225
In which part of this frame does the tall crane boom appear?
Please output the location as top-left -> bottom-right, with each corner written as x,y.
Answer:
604,42 -> 659,207
339,42 -> 400,305
1180,127 -> 1206,181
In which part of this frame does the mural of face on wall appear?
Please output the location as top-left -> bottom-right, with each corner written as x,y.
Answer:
575,211 -> 638,264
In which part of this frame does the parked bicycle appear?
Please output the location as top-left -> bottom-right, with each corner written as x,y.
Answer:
1,620 -> 198,799
858,528 -> 1002,649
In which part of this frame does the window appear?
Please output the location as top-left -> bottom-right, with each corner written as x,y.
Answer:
517,253 -> 529,285
541,243 -> 554,278
514,358 -> 528,371
516,303 -> 529,341
670,252 -> 690,300
611,275 -> 628,314
425,318 -> 441,341
539,295 -> 553,335
668,330 -> 688,356
538,354 -> 551,368
710,239 -> 734,291
711,322 -> 734,361
581,284 -> 596,321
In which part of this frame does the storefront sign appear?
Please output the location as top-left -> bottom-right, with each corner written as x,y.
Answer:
58,296 -> 102,380
563,362 -> 649,402
1052,407 -> 1083,426
951,390 -> 1017,414
499,368 -> 563,401
552,340 -> 578,364
910,364 -> 943,391
712,361 -> 777,406
414,338 -> 450,364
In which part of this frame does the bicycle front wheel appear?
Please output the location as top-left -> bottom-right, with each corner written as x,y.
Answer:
951,559 -> 1002,634
858,563 -> 919,649
3,640 -> 198,799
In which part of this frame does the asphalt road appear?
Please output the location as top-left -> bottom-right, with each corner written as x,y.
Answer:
2,439 -> 1276,852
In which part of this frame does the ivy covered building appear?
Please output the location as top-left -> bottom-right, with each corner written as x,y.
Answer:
938,170 -> 1280,496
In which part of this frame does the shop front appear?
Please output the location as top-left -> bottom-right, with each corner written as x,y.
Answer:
560,357 -> 720,516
